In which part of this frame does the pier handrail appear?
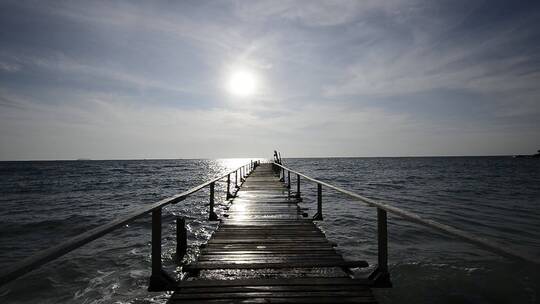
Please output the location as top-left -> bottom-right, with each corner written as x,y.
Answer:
0,161 -> 258,288
273,162 -> 539,267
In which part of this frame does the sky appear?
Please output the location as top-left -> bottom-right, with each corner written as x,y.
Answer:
1,0 -> 539,160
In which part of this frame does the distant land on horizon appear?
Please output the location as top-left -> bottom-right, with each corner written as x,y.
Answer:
1,153 -> 538,162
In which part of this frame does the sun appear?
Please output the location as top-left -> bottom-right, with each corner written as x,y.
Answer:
227,69 -> 257,97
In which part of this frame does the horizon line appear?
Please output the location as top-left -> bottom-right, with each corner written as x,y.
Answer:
0,154 -> 522,162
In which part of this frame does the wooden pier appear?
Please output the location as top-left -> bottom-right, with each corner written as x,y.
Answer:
170,163 -> 377,303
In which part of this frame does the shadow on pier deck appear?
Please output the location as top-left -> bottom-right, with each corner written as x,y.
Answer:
172,163 -> 376,303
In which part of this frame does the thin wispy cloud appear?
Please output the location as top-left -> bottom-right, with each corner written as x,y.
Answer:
1,0 -> 539,160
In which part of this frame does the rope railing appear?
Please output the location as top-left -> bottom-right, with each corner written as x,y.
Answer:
0,161 -> 259,289
272,161 -> 539,286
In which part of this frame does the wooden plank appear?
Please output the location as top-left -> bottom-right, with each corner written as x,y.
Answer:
208,240 -> 335,244
177,285 -> 371,293
168,297 -> 376,304
184,260 -> 369,270
196,256 -> 346,262
201,250 -> 338,255
177,277 -> 371,288
171,291 -> 374,300
197,253 -> 343,258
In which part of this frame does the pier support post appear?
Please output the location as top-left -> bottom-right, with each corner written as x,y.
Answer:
287,171 -> 291,189
148,208 -> 175,291
369,208 -> 392,287
313,183 -> 323,220
176,217 -> 187,264
209,182 -> 218,221
226,173 -> 232,199
296,174 -> 302,200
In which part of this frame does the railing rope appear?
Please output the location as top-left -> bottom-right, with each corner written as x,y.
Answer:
272,162 -> 539,266
0,161 -> 256,288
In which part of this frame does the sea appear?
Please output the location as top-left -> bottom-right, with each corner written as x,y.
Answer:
0,157 -> 539,304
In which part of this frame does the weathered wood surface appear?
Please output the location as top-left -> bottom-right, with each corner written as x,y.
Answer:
169,163 -> 376,303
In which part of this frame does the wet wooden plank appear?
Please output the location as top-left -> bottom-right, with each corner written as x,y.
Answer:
171,291 -> 374,300
177,277 -> 371,288
177,285 -> 372,293
184,260 -> 369,270
198,249 -> 341,255
169,298 -> 376,304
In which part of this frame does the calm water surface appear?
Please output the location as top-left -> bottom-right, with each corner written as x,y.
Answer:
0,157 -> 539,303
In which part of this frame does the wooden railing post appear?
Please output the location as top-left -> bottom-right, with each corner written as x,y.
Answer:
226,173 -> 232,199
296,174 -> 301,199
151,208 -> 162,277
148,208 -> 174,291
377,209 -> 388,272
287,170 -> 291,189
176,217 -> 187,264
209,182 -> 218,221
369,208 -> 391,287
313,183 -> 323,220
235,170 -> 238,188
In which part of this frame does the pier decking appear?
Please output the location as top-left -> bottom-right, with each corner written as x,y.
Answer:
170,163 -> 377,303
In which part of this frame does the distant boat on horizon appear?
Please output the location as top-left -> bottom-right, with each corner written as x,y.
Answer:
513,149 -> 540,159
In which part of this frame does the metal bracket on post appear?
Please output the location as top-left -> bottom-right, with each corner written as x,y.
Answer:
369,208 -> 392,287
209,182 -> 218,221
313,183 -> 323,220
148,208 -> 175,291
176,217 -> 187,265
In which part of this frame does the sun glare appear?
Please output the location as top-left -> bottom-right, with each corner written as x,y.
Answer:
227,69 -> 257,97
